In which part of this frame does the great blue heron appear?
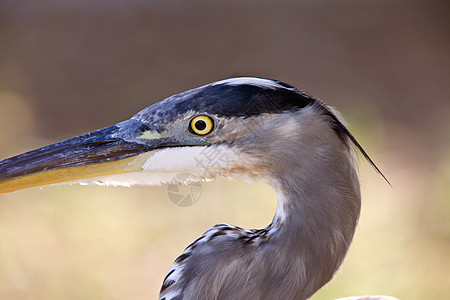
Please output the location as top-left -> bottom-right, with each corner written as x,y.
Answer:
0,77 -> 396,300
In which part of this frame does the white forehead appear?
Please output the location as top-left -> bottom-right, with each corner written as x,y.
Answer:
211,77 -> 285,90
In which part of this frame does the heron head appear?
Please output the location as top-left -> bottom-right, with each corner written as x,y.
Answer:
0,77 -> 384,193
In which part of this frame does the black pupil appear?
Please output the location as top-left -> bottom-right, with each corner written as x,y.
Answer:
195,120 -> 207,131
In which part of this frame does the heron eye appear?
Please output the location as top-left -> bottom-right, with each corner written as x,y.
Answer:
190,115 -> 214,135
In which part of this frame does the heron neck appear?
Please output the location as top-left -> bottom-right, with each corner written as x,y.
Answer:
268,152 -> 361,297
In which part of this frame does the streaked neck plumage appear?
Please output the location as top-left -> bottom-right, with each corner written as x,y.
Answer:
259,109 -> 361,299
269,148 -> 361,299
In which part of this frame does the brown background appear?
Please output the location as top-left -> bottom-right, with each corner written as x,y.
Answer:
0,1 -> 449,299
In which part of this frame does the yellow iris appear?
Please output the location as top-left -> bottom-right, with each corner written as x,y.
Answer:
190,115 -> 214,135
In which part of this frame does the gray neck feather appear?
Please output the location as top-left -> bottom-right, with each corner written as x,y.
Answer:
269,163 -> 361,299
263,111 -> 362,299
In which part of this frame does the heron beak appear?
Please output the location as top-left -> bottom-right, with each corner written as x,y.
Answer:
0,120 -> 169,193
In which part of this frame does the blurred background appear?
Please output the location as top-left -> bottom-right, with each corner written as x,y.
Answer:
0,1 -> 449,299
